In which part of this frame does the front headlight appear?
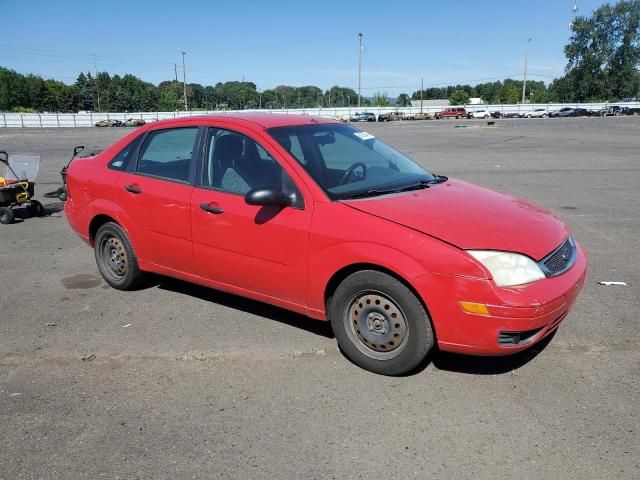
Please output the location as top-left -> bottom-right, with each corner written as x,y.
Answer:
467,251 -> 546,287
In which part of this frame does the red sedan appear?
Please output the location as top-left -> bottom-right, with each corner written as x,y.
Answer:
64,114 -> 587,375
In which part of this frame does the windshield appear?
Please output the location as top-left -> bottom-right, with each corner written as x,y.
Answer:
267,123 -> 435,200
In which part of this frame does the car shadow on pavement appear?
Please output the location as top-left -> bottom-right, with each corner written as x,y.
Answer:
155,276 -> 335,339
43,201 -> 65,215
429,331 -> 557,375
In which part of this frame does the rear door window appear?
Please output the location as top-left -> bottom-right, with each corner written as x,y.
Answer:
136,127 -> 198,182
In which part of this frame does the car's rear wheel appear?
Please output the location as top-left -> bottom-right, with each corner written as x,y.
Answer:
94,222 -> 143,290
329,270 -> 434,375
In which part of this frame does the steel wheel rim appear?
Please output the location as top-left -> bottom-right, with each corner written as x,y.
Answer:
100,235 -> 127,278
345,290 -> 409,360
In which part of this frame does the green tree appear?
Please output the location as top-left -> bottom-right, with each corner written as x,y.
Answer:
396,93 -> 411,106
562,0 -> 640,101
372,91 -> 391,106
326,85 -> 358,107
449,89 -> 470,105
157,87 -> 181,111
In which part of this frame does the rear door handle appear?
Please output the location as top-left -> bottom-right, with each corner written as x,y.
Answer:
200,203 -> 224,214
124,184 -> 142,194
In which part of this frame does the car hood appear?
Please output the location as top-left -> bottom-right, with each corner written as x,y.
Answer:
342,178 -> 568,260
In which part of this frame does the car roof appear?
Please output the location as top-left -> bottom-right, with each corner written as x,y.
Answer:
144,113 -> 339,130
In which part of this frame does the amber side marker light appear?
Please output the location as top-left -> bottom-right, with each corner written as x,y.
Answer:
458,301 -> 491,316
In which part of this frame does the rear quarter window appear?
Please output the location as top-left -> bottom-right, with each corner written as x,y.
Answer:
108,137 -> 141,171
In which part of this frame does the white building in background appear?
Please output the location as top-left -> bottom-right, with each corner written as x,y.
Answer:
410,99 -> 449,108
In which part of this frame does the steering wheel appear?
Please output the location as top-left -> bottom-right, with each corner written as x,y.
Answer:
339,162 -> 368,185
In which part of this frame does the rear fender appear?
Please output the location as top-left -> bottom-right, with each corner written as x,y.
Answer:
87,198 -> 150,263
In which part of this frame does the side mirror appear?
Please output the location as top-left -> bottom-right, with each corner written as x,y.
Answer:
245,187 -> 294,208
0,151 -> 8,165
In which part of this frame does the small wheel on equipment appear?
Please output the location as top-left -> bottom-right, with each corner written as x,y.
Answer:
0,207 -> 14,225
27,200 -> 45,217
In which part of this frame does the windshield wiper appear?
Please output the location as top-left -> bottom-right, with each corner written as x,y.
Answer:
426,174 -> 448,184
340,180 -> 432,200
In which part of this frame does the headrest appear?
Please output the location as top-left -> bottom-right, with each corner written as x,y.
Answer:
214,134 -> 243,162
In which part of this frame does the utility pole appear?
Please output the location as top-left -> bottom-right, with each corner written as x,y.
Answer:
357,32 -> 363,108
420,77 -> 424,114
521,38 -> 532,105
93,53 -> 100,112
174,64 -> 178,83
181,51 -> 188,111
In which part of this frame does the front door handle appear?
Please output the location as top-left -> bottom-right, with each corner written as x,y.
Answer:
200,202 -> 224,214
124,184 -> 142,194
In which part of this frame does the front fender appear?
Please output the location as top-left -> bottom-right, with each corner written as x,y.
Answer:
306,241 -> 428,318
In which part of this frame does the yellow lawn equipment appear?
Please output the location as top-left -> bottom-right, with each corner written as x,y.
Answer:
0,151 -> 44,225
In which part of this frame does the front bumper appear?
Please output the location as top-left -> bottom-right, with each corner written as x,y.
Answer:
414,242 -> 588,355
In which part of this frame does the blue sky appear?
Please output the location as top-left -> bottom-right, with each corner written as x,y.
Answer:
2,0 -> 608,95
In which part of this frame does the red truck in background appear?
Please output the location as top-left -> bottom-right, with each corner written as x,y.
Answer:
435,107 -> 467,119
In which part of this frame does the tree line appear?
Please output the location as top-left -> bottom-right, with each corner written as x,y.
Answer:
1,0 -> 637,113
0,69 -> 364,113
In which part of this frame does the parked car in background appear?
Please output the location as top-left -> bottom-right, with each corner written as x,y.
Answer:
125,118 -> 146,127
378,111 -> 404,122
63,113 -> 587,375
549,107 -> 575,118
572,108 -> 594,117
404,112 -> 433,121
435,107 -> 467,119
598,106 -> 622,116
95,119 -> 116,127
350,112 -> 377,122
525,108 -> 548,118
467,109 -> 491,119
621,106 -> 640,115
490,111 -> 504,119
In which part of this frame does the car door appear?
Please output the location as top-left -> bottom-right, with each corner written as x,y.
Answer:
190,126 -> 312,305
116,126 -> 202,273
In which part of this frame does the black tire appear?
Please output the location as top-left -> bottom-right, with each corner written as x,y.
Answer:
329,270 -> 434,375
94,222 -> 143,290
0,207 -> 14,225
27,200 -> 45,217
57,187 -> 67,202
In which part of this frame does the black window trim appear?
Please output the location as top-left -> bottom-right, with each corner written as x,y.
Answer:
194,126 -> 305,210
123,126 -> 206,186
107,135 -> 143,172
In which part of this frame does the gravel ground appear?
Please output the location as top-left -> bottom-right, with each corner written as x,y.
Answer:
1,116 -> 639,479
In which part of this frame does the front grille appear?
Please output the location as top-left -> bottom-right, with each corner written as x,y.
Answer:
539,236 -> 576,277
498,327 -> 543,346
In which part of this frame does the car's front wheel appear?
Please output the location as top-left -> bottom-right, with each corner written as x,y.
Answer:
329,270 -> 434,375
94,222 -> 143,290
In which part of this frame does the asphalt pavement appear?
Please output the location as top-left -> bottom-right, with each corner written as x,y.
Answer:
1,116 -> 638,479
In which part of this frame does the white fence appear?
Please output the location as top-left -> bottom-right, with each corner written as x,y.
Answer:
1,102 -> 639,127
